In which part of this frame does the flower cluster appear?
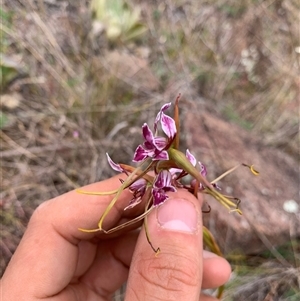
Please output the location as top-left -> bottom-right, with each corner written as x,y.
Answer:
106,101 -> 233,211
107,103 -> 178,207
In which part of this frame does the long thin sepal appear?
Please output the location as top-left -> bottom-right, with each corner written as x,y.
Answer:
76,189 -> 119,196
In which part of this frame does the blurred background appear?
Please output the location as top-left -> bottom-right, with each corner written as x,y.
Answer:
1,0 -> 299,299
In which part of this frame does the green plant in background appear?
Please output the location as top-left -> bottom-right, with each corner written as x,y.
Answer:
0,110 -> 9,129
0,7 -> 18,92
90,0 -> 147,44
0,7 -> 13,52
0,55 -> 20,91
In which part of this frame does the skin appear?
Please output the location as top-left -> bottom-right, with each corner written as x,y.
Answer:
1,175 -> 231,301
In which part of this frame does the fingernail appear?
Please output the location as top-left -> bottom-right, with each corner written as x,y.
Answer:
157,198 -> 199,233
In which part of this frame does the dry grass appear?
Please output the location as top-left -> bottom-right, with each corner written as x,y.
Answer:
225,264 -> 300,301
224,239 -> 300,300
1,0 -> 299,299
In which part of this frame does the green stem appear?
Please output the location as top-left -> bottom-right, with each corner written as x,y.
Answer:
168,148 -> 241,213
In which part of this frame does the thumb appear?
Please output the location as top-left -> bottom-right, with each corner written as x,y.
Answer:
125,190 -> 203,301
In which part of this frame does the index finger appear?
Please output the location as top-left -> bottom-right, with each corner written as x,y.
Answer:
33,173 -> 144,242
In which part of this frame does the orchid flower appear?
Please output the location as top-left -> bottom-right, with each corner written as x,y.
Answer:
124,178 -> 148,210
133,103 -> 176,162
152,170 -> 176,206
133,123 -> 169,161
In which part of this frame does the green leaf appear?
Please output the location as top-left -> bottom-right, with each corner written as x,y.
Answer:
0,111 -> 9,129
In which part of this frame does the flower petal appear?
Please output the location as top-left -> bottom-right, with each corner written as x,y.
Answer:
124,197 -> 143,210
169,167 -> 183,175
152,190 -> 168,206
152,136 -> 167,150
154,102 -> 172,133
153,150 -> 169,161
198,161 -> 207,177
106,153 -> 123,172
130,178 -> 147,192
133,145 -> 153,162
161,113 -> 176,139
186,149 -> 197,166
153,170 -> 172,189
142,123 -> 155,145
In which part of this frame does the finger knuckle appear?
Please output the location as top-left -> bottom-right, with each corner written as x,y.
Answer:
134,251 -> 200,293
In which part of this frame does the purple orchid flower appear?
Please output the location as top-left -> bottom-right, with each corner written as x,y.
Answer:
152,170 -> 176,206
124,178 -> 148,210
133,124 -> 169,162
133,103 -> 177,162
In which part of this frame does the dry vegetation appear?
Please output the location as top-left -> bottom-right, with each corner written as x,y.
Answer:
1,0 -> 299,299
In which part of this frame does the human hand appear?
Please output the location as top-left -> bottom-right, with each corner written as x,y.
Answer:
1,175 -> 231,301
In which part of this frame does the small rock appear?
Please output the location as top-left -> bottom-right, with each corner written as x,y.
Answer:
283,200 -> 299,213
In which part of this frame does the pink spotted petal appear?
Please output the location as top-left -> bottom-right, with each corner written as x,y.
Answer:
142,123 -> 154,145
130,178 -> 147,192
186,149 -> 197,166
161,113 -> 176,139
169,167 -> 183,175
153,150 -> 169,161
152,136 -> 167,150
152,191 -> 168,206
133,145 -> 153,162
198,161 -> 207,177
153,170 -> 174,189
124,197 -> 143,210
154,102 -> 172,133
106,153 -> 123,172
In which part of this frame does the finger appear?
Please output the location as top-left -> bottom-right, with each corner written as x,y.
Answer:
202,251 -> 231,289
1,175 -> 141,299
35,174 -> 145,241
79,230 -> 139,296
125,190 -> 203,301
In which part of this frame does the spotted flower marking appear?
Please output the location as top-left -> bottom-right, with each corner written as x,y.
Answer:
152,170 -> 176,206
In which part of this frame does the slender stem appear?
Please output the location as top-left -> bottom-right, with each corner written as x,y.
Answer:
211,163 -> 259,184
210,164 -> 241,184
97,159 -> 153,230
102,206 -> 154,234
144,196 -> 160,254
